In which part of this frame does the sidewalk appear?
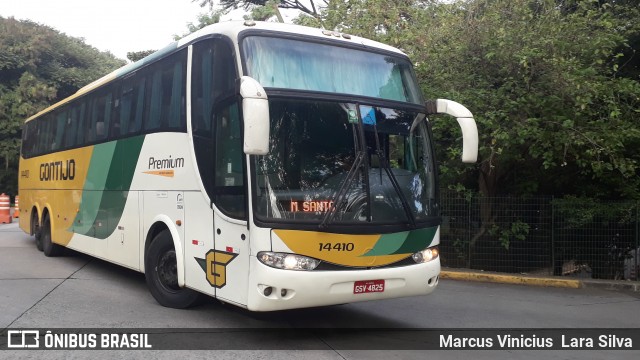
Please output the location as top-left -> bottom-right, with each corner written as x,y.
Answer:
440,267 -> 640,292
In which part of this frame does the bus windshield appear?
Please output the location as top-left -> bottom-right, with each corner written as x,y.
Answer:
242,36 -> 423,105
253,99 -> 437,227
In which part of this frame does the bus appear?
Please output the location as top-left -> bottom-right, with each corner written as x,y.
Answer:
19,21 -> 478,311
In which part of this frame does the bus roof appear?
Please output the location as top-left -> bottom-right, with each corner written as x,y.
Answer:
25,21 -> 406,123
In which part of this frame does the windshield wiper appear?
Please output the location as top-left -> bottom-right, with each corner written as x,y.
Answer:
371,122 -> 417,228
319,150 -> 366,229
320,105 -> 371,229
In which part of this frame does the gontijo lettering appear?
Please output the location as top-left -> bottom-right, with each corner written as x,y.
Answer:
40,159 -> 75,181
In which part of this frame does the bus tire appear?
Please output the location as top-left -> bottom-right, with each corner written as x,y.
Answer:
33,212 -> 43,252
42,214 -> 63,257
145,229 -> 201,309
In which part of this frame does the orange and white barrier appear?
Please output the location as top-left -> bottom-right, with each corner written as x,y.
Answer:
13,195 -> 20,218
0,193 -> 12,224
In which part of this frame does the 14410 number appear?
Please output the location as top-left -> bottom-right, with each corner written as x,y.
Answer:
318,242 -> 355,252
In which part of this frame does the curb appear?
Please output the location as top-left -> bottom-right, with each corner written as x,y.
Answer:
440,270 -> 582,289
580,279 -> 640,292
440,270 -> 640,292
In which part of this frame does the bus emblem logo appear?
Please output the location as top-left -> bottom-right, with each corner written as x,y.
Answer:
195,250 -> 237,288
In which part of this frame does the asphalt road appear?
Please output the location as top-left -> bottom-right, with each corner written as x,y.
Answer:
1,222 -> 639,359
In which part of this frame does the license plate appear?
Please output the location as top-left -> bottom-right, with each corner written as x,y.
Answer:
353,280 -> 385,294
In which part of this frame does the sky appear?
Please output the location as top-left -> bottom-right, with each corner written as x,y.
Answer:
0,0 -> 242,60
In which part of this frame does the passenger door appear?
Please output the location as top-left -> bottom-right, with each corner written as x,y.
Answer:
211,101 -> 250,306
189,38 -> 250,306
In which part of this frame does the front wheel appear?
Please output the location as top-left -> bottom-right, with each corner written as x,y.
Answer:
145,229 -> 201,308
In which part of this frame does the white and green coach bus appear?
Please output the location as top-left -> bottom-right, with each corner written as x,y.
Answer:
19,21 -> 478,311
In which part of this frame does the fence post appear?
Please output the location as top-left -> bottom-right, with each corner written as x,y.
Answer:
468,194 -> 472,269
551,196 -> 555,276
629,201 -> 640,281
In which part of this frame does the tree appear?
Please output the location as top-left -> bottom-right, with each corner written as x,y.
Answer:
174,9 -> 224,40
0,16 -> 125,194
416,0 -> 640,252
421,0 -> 640,199
244,0 -> 285,22
310,0 -> 640,201
229,0 -> 640,258
127,50 -> 156,62
197,0 -> 326,22
199,0 -> 325,17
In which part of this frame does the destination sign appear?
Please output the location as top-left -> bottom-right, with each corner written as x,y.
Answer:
284,200 -> 334,212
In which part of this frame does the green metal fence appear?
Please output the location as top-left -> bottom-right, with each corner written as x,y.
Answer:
439,192 -> 640,281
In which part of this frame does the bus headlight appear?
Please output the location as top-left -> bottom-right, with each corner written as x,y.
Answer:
258,252 -> 321,271
412,246 -> 439,263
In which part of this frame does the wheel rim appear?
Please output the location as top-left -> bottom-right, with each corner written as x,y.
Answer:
156,250 -> 180,292
32,214 -> 38,235
43,218 -> 51,244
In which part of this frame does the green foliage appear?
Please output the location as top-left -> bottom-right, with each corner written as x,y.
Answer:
425,0 -> 640,199
244,0 -> 283,22
552,195 -> 636,279
488,221 -> 530,250
312,0 -> 640,201
198,0 -> 323,17
553,195 -> 636,227
0,16 -> 125,193
174,9 -> 224,40
297,0 -> 640,258
127,50 -> 156,62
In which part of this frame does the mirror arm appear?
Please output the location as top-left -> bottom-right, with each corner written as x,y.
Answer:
425,99 -> 478,163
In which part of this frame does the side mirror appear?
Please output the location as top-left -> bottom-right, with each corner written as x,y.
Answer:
426,99 -> 478,163
240,76 -> 270,155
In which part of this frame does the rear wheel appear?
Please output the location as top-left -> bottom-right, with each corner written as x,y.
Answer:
42,214 -> 63,257
145,229 -> 201,308
32,211 -> 43,252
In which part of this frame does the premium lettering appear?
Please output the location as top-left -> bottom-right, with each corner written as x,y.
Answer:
148,156 -> 184,170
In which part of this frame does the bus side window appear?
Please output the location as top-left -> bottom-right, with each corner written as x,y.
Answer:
145,49 -> 186,132
22,121 -> 33,158
212,38 -> 243,218
39,114 -> 53,154
94,91 -> 112,142
213,102 -> 245,219
64,105 -> 78,148
75,102 -> 87,146
20,123 -> 28,158
167,60 -> 184,129
191,38 -> 243,218
114,83 -> 131,138
192,44 -> 213,136
33,119 -> 41,156
53,109 -> 67,151
191,40 -> 215,197
86,90 -> 111,143
130,77 -> 145,134
86,97 -> 96,144
114,75 -> 145,138
111,87 -> 123,139
146,69 -> 163,131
